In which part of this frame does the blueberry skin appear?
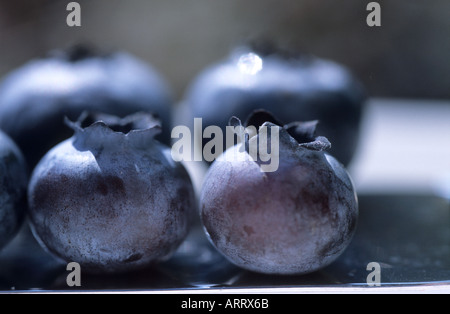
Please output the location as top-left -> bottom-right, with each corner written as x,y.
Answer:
0,49 -> 173,169
28,114 -> 195,274
0,131 -> 27,250
185,47 -> 366,166
200,124 -> 358,275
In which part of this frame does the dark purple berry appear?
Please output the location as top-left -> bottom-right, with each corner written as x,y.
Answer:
184,43 -> 366,166
0,131 -> 27,250
200,111 -> 358,275
0,45 -> 173,169
28,112 -> 195,273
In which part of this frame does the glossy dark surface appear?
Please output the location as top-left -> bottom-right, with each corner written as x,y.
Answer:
0,193 -> 448,291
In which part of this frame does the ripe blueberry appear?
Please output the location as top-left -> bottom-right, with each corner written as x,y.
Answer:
0,131 -> 27,250
28,112 -> 195,273
0,45 -> 173,169
184,43 -> 366,165
200,111 -> 358,275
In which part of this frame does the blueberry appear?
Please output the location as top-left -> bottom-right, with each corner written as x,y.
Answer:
0,131 -> 27,250
200,111 -> 358,275
28,112 -> 195,273
0,45 -> 173,169
184,43 -> 366,166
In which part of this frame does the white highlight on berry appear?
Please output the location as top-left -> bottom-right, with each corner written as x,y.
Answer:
237,53 -> 263,76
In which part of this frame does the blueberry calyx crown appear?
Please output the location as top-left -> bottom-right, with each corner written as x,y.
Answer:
231,110 -> 331,152
285,121 -> 331,151
66,111 -> 162,152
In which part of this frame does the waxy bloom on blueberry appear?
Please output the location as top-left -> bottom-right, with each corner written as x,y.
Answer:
185,43 -> 366,166
200,111 -> 358,275
0,46 -> 173,169
0,131 -> 27,250
28,112 -> 195,273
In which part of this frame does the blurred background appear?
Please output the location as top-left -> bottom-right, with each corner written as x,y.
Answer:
0,0 -> 449,195
0,0 -> 449,100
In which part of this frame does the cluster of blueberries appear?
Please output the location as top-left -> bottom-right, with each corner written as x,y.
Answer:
0,43 -> 365,276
